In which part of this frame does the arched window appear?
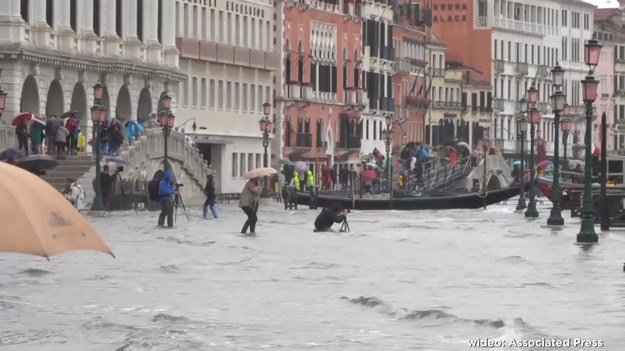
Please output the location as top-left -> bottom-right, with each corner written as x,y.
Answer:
46,0 -> 53,27
20,0 -> 28,22
285,39 -> 291,83
115,0 -> 122,37
70,0 -> 77,32
297,41 -> 304,84
354,49 -> 359,88
157,0 -> 162,43
137,0 -> 144,41
342,48 -> 348,94
94,0 -> 101,36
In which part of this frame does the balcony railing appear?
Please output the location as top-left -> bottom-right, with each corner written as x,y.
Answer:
296,133 -> 313,148
476,16 -> 488,27
494,60 -> 504,74
433,68 -> 445,77
515,62 -> 528,76
432,101 -> 463,109
537,66 -> 549,78
404,96 -> 430,110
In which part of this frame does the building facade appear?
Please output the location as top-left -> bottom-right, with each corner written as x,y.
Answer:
360,0 -> 396,157
594,41 -> 615,152
276,0 -> 364,177
595,5 -> 625,153
0,0 -> 183,149
431,0 -> 595,157
173,0 -> 279,193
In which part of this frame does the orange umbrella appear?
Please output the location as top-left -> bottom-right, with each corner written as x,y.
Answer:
0,162 -> 115,260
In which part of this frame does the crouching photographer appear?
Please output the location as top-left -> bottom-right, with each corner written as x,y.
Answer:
314,202 -> 350,232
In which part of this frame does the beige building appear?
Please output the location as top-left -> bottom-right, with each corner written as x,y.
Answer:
173,0 -> 279,193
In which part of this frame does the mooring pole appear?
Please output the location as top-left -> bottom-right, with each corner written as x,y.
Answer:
600,112 -> 609,231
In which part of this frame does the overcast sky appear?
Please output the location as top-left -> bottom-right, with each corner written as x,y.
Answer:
583,0 -> 619,8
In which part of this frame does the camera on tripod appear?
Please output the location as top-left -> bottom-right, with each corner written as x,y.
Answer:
176,183 -> 184,187
116,165 -> 124,172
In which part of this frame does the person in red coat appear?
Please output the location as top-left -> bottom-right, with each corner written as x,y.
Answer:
65,115 -> 79,155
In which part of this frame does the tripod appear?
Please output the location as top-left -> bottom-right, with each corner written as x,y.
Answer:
173,188 -> 190,223
339,218 -> 350,232
105,172 -> 138,215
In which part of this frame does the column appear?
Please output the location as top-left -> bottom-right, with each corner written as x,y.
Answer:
102,0 -> 120,56
123,0 -> 141,59
55,0 -> 75,51
145,0 -> 162,64
0,0 -> 24,44
163,0 -> 179,68
30,0 -> 50,47
78,0 -> 97,55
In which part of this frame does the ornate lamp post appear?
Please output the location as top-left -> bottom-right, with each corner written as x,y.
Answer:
158,92 -> 175,173
382,115 -> 394,195
548,64 -> 567,225
577,38 -> 602,243
0,69 -> 7,120
90,83 -> 108,211
516,101 -> 528,211
525,85 -> 540,218
259,102 -> 272,198
561,117 -> 573,171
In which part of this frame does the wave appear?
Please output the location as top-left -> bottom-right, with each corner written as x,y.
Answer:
152,313 -> 190,323
18,268 -> 52,277
500,255 -> 528,264
159,265 -> 179,273
341,296 -> 548,337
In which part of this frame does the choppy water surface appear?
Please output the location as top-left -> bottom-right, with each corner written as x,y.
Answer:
2,200 -> 625,350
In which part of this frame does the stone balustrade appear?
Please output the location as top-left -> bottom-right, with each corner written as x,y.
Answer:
0,123 -> 17,151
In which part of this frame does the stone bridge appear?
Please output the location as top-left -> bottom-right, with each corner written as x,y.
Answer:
0,123 -> 213,207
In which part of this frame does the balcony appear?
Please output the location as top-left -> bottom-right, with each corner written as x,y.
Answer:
296,133 -> 313,148
536,66 -> 549,78
492,17 -> 546,36
493,98 -> 504,112
537,102 -> 549,113
432,101 -> 463,109
475,16 -> 488,27
433,68 -> 445,77
345,89 -> 367,109
404,96 -> 430,110
494,60 -> 504,74
395,58 -> 412,73
515,62 -> 528,76
470,106 -> 492,114
286,84 -> 302,100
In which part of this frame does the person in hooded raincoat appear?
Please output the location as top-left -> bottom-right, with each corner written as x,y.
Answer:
125,117 -> 145,144
158,171 -> 177,228
29,120 -> 45,154
306,170 -> 314,191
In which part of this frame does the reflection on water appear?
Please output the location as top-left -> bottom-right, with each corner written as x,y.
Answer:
1,200 -> 625,350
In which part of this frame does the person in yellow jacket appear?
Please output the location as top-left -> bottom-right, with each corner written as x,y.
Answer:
293,173 -> 300,190
398,174 -> 404,189
77,130 -> 86,155
306,170 -> 314,191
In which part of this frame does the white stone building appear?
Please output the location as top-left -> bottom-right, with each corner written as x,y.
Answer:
360,0 -> 396,156
0,0 -> 184,158
486,0 -> 595,155
173,0 -> 279,193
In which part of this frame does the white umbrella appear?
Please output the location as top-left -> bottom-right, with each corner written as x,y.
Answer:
244,167 -> 278,179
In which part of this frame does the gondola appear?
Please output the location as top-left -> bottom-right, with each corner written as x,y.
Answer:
295,186 -> 520,211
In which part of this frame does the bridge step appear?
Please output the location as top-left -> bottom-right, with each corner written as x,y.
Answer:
43,155 -> 95,191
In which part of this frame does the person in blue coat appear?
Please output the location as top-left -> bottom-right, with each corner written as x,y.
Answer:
125,117 -> 144,144
158,171 -> 177,228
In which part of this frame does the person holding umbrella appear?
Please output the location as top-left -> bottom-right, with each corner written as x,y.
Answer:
239,177 -> 263,235
15,119 -> 29,156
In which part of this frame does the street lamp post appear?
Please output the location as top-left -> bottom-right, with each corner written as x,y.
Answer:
561,117 -> 573,171
548,64 -> 567,226
259,102 -> 272,198
158,92 -> 175,173
0,69 -> 7,120
525,85 -> 540,218
90,83 -> 108,212
516,102 -> 528,211
577,38 -> 602,243
382,115 -> 394,206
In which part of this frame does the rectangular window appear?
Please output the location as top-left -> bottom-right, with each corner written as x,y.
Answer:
94,0 -> 101,36
242,83 -> 248,111
209,79 -> 215,108
70,0 -> 77,32
243,16 -> 248,47
227,13 -> 232,43
192,77 -> 198,107
266,21 -> 271,51
193,5 -> 198,38
115,0 -> 122,37
226,81 -> 232,110
248,153 -> 254,173
218,11 -> 224,42
251,84 -> 256,112
183,79 -> 189,106
232,153 -> 238,177
137,0 -> 143,40
251,18 -> 256,49
183,4 -> 189,36
210,9 -> 215,41
240,153 -> 246,176
235,15 -> 240,46
259,19 -> 264,51
266,86 -> 271,108
256,153 -> 261,168
234,82 -> 240,111
202,7 -> 207,40
218,80 -> 224,110
201,78 -> 207,108
258,85 -> 263,112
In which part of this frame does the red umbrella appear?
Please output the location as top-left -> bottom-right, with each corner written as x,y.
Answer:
362,169 -> 377,182
536,160 -> 552,169
11,112 -> 35,126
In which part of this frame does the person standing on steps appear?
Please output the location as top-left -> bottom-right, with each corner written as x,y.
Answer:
15,120 -> 29,156
239,177 -> 263,234
158,171 -> 177,228
203,174 -> 218,219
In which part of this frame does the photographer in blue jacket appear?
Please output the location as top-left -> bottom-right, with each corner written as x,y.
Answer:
158,171 -> 178,228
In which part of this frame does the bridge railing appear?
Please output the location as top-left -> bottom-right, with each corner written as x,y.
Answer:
0,123 -> 17,151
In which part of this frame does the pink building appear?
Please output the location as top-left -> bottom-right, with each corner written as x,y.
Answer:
594,43 -> 615,152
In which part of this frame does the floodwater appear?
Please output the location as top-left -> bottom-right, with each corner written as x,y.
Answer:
1,199 -> 625,350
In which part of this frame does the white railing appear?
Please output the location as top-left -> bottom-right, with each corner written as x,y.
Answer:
0,123 -> 17,150
116,128 -> 215,186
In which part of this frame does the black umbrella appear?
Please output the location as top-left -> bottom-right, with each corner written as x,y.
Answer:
16,154 -> 59,172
